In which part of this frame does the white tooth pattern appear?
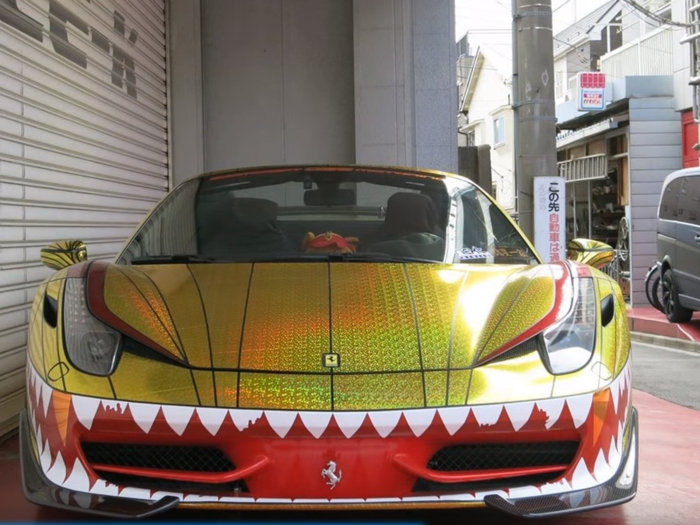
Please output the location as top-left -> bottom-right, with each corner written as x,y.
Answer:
439,493 -> 476,501
162,405 -> 195,436
594,449 -> 612,483
218,497 -> 256,503
229,409 -> 263,432
472,404 -> 502,427
63,459 -> 90,492
152,491 -> 184,501
73,396 -> 101,430
437,407 -> 469,436
537,398 -> 566,429
403,409 -> 436,437
292,499 -> 331,503
368,411 -> 402,438
197,407 -> 228,436
101,400 -> 128,414
184,495 -> 220,502
570,458 -> 596,490
507,485 -> 541,498
265,411 -> 297,438
504,401 -> 534,432
40,439 -> 52,472
40,380 -> 52,417
129,402 -> 161,434
333,412 -> 366,438
46,451 -> 67,485
566,393 -> 593,428
608,434 -> 621,469
298,412 -> 332,439
610,374 -> 620,413
402,496 -> 440,502
540,478 -> 572,495
91,480 -> 120,496
35,425 -> 43,455
33,368 -> 42,404
119,487 -> 153,500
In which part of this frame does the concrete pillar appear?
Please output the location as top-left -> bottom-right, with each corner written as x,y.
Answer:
353,0 -> 457,173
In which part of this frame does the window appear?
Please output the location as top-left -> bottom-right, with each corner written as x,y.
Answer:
493,116 -> 505,146
659,177 -> 683,220
678,175 -> 700,225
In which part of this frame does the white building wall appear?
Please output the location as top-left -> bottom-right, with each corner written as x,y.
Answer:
200,0 -> 357,173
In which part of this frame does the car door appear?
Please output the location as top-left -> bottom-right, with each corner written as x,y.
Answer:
674,174 -> 700,310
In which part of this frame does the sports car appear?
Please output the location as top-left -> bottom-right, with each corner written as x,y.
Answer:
20,165 -> 637,518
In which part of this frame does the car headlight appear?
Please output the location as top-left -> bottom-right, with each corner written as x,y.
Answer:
541,277 -> 596,374
63,279 -> 122,376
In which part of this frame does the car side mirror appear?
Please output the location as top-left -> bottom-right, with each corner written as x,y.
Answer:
566,238 -> 614,270
40,241 -> 88,270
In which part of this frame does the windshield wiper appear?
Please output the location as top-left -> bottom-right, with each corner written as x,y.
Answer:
130,254 -> 218,265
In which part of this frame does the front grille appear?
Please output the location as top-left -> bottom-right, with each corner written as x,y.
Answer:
81,442 -> 235,472
81,442 -> 249,494
413,441 -> 579,493
427,441 -> 579,472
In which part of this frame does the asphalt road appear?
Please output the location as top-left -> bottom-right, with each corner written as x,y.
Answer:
631,341 -> 700,410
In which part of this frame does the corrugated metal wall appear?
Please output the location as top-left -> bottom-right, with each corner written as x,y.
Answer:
0,0 -> 168,435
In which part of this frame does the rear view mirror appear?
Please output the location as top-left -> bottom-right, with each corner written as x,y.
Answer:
566,239 -> 614,269
40,240 -> 88,270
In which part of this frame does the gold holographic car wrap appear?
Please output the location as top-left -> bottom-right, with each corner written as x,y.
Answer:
27,258 -> 630,412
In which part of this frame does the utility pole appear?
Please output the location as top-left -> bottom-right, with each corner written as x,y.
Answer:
512,0 -> 558,240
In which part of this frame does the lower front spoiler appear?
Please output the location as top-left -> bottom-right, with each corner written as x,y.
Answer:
19,407 -> 639,519
19,410 -> 179,519
485,407 -> 639,518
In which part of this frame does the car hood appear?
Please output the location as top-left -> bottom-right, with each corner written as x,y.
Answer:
86,260 -> 570,373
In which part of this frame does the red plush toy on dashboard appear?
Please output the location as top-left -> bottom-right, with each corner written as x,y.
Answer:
301,231 -> 359,254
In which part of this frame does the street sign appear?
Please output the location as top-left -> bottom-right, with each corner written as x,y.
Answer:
534,177 -> 566,263
577,72 -> 606,111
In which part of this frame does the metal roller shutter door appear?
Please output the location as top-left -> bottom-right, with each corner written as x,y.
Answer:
0,0 -> 168,436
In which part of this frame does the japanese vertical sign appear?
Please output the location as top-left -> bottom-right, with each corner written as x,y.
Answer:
534,177 -> 566,263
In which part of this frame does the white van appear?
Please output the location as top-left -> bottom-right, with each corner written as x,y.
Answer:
657,169 -> 700,323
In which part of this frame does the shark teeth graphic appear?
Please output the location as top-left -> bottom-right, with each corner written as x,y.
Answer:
73,395 -> 101,430
129,402 -> 161,434
540,478 -> 572,495
197,407 -> 228,436
229,409 -> 263,432
610,374 -> 620,413
46,451 -> 67,485
472,404 -> 502,427
504,401 -> 535,432
101,400 -> 128,414
593,449 -> 612,483
368,410 -> 402,438
437,407 -> 470,436
119,487 -> 153,500
40,380 -> 53,417
162,405 -> 195,436
91,480 -> 120,496
566,394 -> 593,429
570,458 -> 597,490
63,459 -> 90,492
298,412 -> 333,439
265,411 -> 298,438
333,412 -> 366,438
40,439 -> 51,472
404,409 -> 436,437
538,397 -> 566,429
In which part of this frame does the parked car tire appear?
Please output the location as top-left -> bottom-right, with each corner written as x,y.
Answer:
662,268 -> 694,323
645,263 -> 663,312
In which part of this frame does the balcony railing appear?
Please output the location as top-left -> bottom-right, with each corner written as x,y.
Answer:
600,25 -> 673,80
557,154 -> 608,182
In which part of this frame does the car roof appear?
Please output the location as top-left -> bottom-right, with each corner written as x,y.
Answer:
661,167 -> 700,191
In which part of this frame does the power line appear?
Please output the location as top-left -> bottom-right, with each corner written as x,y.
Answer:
618,0 -> 690,28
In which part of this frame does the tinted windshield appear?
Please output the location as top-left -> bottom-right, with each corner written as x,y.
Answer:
116,168 -> 538,265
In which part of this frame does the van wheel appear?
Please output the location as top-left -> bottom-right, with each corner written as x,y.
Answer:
662,269 -> 693,323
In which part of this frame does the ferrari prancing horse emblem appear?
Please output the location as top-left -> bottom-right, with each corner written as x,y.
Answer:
322,353 -> 340,368
321,460 -> 342,489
